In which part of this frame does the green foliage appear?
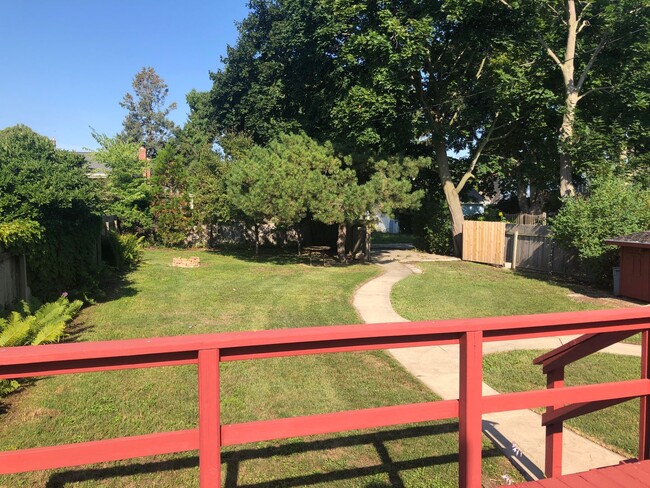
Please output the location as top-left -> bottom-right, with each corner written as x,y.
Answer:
413,194 -> 454,256
101,232 -> 144,271
92,132 -> 153,236
0,220 -> 42,253
119,67 -> 178,153
226,132 -> 425,233
0,295 -> 83,395
151,146 -> 194,247
0,125 -> 102,299
187,146 -> 231,231
551,177 -> 650,283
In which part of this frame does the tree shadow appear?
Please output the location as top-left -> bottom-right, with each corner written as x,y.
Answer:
43,422 -> 505,487
208,247 -> 369,268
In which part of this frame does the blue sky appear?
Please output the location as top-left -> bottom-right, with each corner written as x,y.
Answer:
0,0 -> 249,151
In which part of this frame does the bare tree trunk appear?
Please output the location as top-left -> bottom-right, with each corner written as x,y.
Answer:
337,224 -> 347,262
559,90 -> 579,196
435,141 -> 465,257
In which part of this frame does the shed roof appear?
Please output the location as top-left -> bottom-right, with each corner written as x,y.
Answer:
605,230 -> 650,249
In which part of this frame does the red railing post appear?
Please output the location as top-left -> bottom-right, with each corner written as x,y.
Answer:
199,349 -> 221,487
640,330 -> 650,460
544,367 -> 564,477
459,330 -> 483,488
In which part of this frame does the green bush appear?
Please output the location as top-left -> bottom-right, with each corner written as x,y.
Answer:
413,194 -> 455,255
550,177 -> 650,283
0,295 -> 83,395
102,231 -> 144,271
0,125 -> 102,299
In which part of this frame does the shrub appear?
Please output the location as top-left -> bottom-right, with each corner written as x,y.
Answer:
413,194 -> 455,255
0,295 -> 83,395
550,177 -> 650,283
102,231 -> 144,270
0,125 -> 102,299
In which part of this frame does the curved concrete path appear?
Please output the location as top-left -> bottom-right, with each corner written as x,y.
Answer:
353,251 -> 643,480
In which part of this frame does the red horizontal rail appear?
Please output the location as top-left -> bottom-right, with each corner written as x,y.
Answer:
0,307 -> 649,486
0,308 -> 648,380
0,307 -> 647,369
482,379 -> 650,414
0,430 -> 198,474
221,399 -> 460,445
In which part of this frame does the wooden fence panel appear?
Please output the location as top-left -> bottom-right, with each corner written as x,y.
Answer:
505,225 -> 580,276
0,248 -> 28,309
462,221 -> 506,266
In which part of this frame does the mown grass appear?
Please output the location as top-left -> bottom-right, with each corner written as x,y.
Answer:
483,350 -> 640,457
392,261 -> 612,321
0,249 -> 521,487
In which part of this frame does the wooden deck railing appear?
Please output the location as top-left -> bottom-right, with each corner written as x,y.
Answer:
1,307 -> 650,486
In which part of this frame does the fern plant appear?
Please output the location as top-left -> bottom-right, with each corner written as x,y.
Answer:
0,295 -> 83,395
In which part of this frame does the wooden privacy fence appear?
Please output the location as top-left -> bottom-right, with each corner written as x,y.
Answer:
1,308 -> 650,486
505,225 -> 579,276
462,220 -> 506,266
0,247 -> 29,309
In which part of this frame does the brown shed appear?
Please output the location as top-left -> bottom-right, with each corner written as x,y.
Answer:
605,231 -> 650,302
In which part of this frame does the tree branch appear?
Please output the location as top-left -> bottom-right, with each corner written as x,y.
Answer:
576,1 -> 593,23
455,115 -> 499,194
577,85 -> 613,100
538,34 -> 563,70
576,36 -> 607,91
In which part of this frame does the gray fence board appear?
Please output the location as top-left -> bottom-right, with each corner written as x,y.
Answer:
505,224 -> 580,276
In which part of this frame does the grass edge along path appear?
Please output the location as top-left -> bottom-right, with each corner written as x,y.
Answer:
0,249 -> 521,487
484,349 -> 640,458
392,261 -> 612,322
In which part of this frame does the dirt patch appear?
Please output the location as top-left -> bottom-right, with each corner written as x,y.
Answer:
566,292 -> 644,308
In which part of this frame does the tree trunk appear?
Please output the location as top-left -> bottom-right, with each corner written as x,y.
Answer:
337,224 -> 347,262
559,90 -> 578,197
254,223 -> 259,257
435,141 -> 465,257
516,166 -> 530,213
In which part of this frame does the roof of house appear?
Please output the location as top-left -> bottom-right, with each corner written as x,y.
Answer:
605,231 -> 650,249
77,151 -> 110,179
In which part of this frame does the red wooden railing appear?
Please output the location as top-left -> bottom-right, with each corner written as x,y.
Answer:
1,307 -> 650,486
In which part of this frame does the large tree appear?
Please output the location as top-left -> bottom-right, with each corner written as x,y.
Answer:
535,0 -> 649,196
227,132 -> 424,257
120,67 -> 178,155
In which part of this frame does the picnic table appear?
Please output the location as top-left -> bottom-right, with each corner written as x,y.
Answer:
303,246 -> 331,266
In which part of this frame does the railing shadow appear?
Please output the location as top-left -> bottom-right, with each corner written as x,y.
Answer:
43,422 -> 503,487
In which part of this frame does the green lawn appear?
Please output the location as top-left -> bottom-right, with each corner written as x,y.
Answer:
391,261 -> 638,459
484,350 -> 640,457
0,249 -> 520,487
392,261 -> 612,321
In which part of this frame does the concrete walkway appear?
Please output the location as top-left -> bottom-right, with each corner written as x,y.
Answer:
353,250 -> 643,479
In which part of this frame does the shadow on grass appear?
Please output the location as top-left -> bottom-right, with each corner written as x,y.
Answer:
43,423 -> 503,487
208,247 -> 370,268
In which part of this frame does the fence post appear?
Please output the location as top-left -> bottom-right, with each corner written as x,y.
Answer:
459,330 -> 483,488
640,331 -> 650,460
512,231 -> 519,271
199,349 -> 221,487
544,367 -> 564,477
